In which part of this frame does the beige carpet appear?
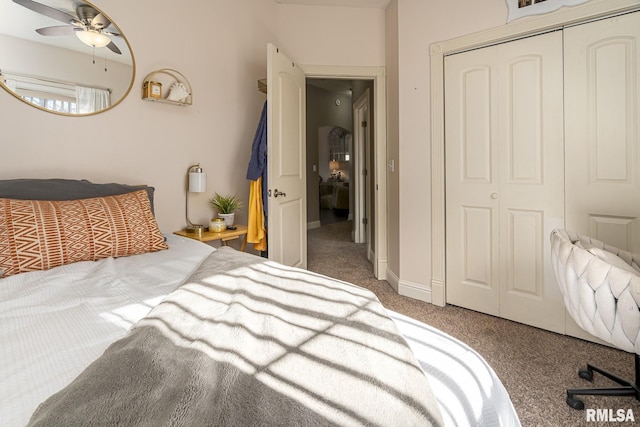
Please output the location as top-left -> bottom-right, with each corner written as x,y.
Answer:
307,220 -> 640,426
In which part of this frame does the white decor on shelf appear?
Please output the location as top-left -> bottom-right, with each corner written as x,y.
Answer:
142,68 -> 192,106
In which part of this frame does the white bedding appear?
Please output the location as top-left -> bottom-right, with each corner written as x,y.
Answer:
1,234 -> 520,427
0,234 -> 214,427
390,312 -> 520,427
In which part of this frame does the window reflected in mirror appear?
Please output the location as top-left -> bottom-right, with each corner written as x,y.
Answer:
329,127 -> 351,162
326,127 -> 351,183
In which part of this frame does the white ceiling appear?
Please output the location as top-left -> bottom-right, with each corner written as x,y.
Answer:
273,0 -> 390,8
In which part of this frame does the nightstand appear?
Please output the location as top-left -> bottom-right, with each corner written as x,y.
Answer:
173,225 -> 248,251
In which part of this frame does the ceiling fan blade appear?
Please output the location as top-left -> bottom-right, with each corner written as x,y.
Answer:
35,25 -> 76,36
106,41 -> 121,55
12,0 -> 77,24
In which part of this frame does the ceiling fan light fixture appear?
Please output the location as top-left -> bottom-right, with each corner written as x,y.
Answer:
75,30 -> 111,48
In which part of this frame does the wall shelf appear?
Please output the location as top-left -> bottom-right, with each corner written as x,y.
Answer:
142,68 -> 192,106
257,78 -> 267,94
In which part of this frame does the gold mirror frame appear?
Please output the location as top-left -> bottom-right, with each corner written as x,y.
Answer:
0,0 -> 135,116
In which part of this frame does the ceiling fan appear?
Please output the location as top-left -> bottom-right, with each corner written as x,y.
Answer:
13,0 -> 122,54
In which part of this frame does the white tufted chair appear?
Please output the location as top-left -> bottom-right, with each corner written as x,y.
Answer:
550,229 -> 640,410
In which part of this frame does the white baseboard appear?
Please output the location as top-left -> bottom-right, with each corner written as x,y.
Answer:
385,268 -> 399,292
430,279 -> 445,307
307,220 -> 321,230
375,258 -> 387,280
387,268 -> 432,303
397,279 -> 432,303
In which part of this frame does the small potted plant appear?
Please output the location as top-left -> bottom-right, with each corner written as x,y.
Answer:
209,192 -> 242,227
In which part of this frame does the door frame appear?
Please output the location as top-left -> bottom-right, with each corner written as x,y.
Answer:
303,65 -> 387,279
429,0 -> 640,306
353,89 -> 370,245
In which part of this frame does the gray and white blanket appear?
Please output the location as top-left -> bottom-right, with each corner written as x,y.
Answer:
28,247 -> 443,426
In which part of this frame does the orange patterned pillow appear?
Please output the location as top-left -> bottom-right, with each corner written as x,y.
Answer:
0,190 -> 168,278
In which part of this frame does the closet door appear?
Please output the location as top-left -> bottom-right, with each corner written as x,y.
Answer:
496,33 -> 565,332
564,12 -> 640,253
445,45 -> 500,316
445,31 -> 565,333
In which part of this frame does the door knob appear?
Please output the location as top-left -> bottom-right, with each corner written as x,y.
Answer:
274,189 -> 287,198
490,192 -> 498,199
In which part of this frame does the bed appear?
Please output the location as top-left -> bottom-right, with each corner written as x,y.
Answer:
0,179 -> 520,426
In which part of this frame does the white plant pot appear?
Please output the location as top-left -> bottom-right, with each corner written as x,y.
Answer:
218,212 -> 235,227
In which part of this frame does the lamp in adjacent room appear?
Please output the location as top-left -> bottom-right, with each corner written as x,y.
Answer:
185,163 -> 206,233
329,160 -> 341,181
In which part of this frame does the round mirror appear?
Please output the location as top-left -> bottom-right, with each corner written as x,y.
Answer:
0,0 -> 134,116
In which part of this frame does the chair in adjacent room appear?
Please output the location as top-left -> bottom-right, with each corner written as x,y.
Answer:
550,229 -> 640,410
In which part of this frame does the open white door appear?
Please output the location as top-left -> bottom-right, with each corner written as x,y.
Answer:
267,43 -> 307,268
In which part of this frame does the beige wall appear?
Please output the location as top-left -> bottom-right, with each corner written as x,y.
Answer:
0,1 -> 278,238
275,4 -> 385,66
390,0 -> 508,298
1,0 -> 538,298
0,1 -> 384,246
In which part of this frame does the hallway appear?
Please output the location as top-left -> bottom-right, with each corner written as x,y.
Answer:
307,220 -> 392,300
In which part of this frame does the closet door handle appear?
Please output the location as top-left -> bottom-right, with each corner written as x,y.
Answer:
490,192 -> 499,199
274,189 -> 287,198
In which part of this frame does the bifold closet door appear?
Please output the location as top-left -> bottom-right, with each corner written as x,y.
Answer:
445,31 -> 565,333
564,11 -> 640,253
445,44 -> 500,316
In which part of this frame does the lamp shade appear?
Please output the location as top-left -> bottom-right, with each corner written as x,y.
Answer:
329,160 -> 340,171
189,169 -> 206,193
75,30 -> 111,48
188,164 -> 206,193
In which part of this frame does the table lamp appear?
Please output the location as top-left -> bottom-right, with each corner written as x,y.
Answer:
185,163 -> 206,233
329,160 -> 341,181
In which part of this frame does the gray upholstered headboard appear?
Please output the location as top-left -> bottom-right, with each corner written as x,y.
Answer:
0,179 -> 156,213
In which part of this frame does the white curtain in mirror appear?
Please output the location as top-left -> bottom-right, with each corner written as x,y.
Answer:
76,86 -> 110,113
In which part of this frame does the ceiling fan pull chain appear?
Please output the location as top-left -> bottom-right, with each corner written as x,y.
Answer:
92,46 -> 95,65
104,52 -> 107,72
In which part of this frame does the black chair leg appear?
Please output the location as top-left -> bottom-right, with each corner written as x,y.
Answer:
566,354 -> 640,410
